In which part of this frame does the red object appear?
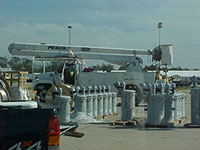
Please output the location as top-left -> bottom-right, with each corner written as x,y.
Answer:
48,115 -> 60,146
83,68 -> 94,72
23,141 -> 32,147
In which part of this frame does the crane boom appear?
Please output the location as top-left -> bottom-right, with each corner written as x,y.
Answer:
8,42 -> 173,65
9,42 -> 151,55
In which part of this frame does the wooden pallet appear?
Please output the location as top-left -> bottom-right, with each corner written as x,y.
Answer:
102,115 -> 110,119
63,131 -> 84,138
173,117 -> 187,126
134,117 -> 145,124
111,113 -> 118,117
145,117 -> 187,128
111,117 -> 145,126
111,120 -> 138,126
94,116 -> 103,120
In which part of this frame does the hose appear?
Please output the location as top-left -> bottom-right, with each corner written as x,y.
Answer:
0,87 -> 10,101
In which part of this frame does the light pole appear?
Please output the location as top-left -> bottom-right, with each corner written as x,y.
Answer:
156,22 -> 163,73
157,22 -> 163,47
68,25 -> 72,46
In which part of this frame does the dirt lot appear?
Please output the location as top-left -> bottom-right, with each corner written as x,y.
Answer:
60,91 -> 200,150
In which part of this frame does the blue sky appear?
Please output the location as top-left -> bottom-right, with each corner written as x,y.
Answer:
0,0 -> 200,68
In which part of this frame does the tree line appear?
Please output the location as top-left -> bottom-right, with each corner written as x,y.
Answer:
0,56 -> 32,72
0,56 -> 116,73
0,56 -> 197,73
144,64 -> 199,71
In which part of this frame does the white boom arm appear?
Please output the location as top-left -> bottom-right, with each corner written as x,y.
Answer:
8,43 -> 173,65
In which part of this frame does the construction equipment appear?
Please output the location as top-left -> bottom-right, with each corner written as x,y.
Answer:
8,43 -> 173,105
9,43 -> 173,65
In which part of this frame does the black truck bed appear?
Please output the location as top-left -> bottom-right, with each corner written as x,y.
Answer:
0,108 -> 58,150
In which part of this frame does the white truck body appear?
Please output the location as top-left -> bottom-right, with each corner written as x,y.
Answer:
77,64 -> 155,104
8,42 -> 173,104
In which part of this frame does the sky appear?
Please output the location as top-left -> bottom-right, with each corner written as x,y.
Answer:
0,0 -> 200,69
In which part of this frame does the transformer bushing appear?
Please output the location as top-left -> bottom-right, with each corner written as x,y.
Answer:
140,83 -> 146,90
86,91 -> 93,116
142,83 -> 152,103
106,86 -> 113,115
108,93 -> 113,115
112,93 -> 117,114
97,86 -> 104,117
142,82 -> 178,95
74,86 -> 81,113
74,86 -> 87,115
155,83 -> 159,94
191,76 -> 197,88
81,86 -> 86,95
121,82 -> 126,90
171,83 -> 176,94
121,90 -> 136,121
57,95 -> 71,124
165,84 -> 170,95
148,83 -> 153,95
74,85 -> 117,119
102,85 -> 109,116
159,83 -> 165,94
152,83 -> 156,95
86,86 -> 93,116
86,95 -> 93,116
57,87 -> 63,96
140,83 -> 148,103
87,86 -> 92,95
93,86 -> 98,117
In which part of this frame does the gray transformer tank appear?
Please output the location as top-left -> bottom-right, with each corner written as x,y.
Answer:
191,88 -> 200,124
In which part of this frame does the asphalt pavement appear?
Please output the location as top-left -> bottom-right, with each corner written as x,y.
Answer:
60,90 -> 200,150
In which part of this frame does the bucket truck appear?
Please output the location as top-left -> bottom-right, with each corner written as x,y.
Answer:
8,43 -> 173,105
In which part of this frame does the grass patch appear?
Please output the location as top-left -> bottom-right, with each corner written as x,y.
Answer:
175,86 -> 191,92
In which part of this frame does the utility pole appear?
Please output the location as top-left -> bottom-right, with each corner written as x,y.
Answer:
157,22 -> 163,47
68,25 -> 72,46
156,22 -> 163,75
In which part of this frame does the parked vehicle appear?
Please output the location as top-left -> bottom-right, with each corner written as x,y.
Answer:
8,42 -> 173,105
0,73 -> 60,150
0,102 -> 60,150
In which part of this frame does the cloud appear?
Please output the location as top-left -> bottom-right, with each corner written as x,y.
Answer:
0,23 -> 66,56
1,20 -> 200,69
1,0 -> 200,68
